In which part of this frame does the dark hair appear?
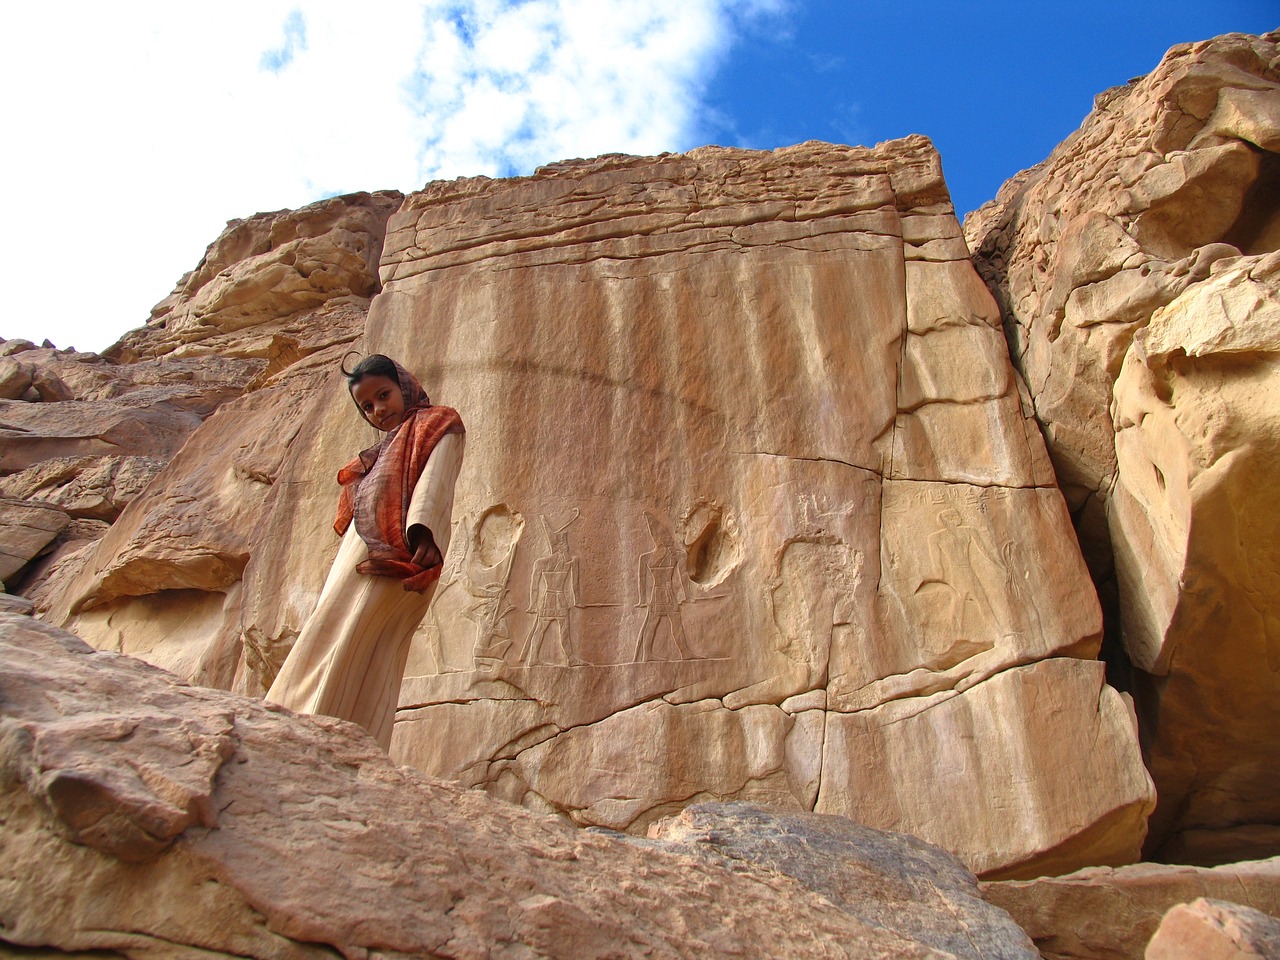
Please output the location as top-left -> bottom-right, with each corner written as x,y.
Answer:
340,352 -> 400,390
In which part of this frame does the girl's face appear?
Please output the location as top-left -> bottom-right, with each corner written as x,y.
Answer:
351,374 -> 406,432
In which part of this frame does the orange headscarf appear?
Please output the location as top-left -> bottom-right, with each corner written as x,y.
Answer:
334,361 -> 464,592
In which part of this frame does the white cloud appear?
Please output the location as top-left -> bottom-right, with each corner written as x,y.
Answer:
0,0 -> 787,352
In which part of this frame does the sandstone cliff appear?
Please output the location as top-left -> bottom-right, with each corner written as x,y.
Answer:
2,29 -> 1276,895
965,29 -> 1280,865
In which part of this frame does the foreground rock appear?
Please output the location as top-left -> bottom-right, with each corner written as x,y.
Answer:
1146,898 -> 1280,960
965,30 -> 1280,862
983,857 -> 1280,960
29,138 -> 1150,878
1,613 -> 1038,959
652,803 -> 1038,958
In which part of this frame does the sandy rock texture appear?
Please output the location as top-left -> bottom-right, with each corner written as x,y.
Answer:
964,30 -> 1280,863
368,137 -> 1147,878
19,139 -> 1150,880
1146,898 -> 1280,960
1,612 -> 1041,960
11,192 -> 403,689
984,857 -> 1280,960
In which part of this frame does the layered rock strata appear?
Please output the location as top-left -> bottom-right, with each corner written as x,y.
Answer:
964,30 -> 1280,862
1,613 -> 1039,960
24,143 -> 1150,876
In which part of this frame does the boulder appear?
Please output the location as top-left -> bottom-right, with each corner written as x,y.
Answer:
983,857 -> 1280,960
0,456 -> 165,522
363,138 -> 1142,877
965,30 -> 1280,861
1146,898 -> 1280,960
1,612 -> 1034,960
0,499 -> 70,582
651,802 -> 1039,959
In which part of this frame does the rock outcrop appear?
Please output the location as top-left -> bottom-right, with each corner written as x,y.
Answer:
965,30 -> 1280,863
17,138 -> 1153,879
984,856 -> 1280,960
1,612 -> 1041,959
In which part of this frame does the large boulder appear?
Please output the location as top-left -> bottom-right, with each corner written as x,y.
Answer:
965,30 -> 1280,862
1146,898 -> 1280,960
110,191 -> 403,361
0,612 -> 1038,960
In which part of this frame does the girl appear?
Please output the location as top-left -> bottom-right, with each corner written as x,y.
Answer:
266,354 -> 464,750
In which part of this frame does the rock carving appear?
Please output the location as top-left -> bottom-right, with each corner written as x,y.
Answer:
519,510 -> 584,666
633,512 -> 696,662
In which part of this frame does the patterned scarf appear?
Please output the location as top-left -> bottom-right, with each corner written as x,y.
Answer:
334,361 -> 464,592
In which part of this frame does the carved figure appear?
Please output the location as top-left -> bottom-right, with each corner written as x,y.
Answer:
519,511 -> 583,666
920,509 -> 1009,636
633,513 -> 693,662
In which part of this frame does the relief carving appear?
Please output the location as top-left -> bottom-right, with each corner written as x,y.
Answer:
918,509 -> 1017,641
519,511 -> 585,666
633,512 -> 693,662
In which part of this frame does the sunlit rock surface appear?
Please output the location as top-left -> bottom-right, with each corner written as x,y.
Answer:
18,138 -> 1151,878
984,857 -> 1280,960
1,613 -> 1041,960
965,30 -> 1280,863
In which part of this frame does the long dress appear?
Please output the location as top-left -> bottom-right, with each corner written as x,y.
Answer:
265,431 -> 464,749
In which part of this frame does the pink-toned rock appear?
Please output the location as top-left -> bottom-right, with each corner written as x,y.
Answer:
983,857 -> 1280,960
2,612 -> 1036,959
0,499 -> 70,582
1146,898 -> 1280,960
0,456 -> 165,522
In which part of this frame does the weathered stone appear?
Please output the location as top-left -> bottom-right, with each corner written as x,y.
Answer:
0,338 -> 38,357
983,857 -> 1280,960
0,357 -> 33,399
650,802 -> 1040,959
109,192 -> 402,361
965,30 -> 1280,862
2,612 -> 1025,959
1147,899 -> 1280,960
361,138 -> 1136,877
26,141 -> 1146,878
0,590 -> 34,615
0,499 -> 70,582
817,658 -> 1153,879
0,456 -> 165,521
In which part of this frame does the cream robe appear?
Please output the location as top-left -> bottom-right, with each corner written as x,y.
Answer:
266,431 -> 464,749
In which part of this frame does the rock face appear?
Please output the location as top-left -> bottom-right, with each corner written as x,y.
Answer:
965,30 -> 1280,862
370,138 -> 1147,878
21,138 -> 1152,879
0,612 -> 1040,960
984,857 -> 1280,960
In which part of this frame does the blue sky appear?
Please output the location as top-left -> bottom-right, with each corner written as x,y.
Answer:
1,1 -> 1274,353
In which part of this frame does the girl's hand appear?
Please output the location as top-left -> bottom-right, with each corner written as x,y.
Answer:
408,525 -> 443,568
